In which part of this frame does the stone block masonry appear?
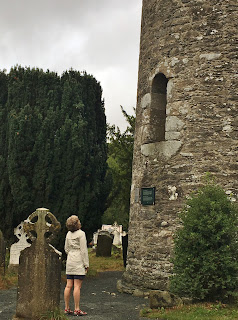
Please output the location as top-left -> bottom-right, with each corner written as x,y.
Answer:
120,0 -> 238,294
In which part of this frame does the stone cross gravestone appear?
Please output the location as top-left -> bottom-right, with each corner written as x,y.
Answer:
14,208 -> 61,320
96,231 -> 113,257
8,222 -> 31,273
93,229 -> 99,245
112,230 -> 121,246
0,230 -> 6,273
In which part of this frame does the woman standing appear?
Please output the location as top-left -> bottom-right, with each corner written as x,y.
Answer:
64,215 -> 89,316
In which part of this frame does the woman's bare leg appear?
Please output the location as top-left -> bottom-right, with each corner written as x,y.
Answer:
73,279 -> 83,310
64,279 -> 74,310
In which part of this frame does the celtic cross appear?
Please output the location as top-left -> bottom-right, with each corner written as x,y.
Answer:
23,208 -> 61,246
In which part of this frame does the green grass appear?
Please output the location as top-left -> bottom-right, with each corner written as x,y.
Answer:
87,247 -> 124,276
0,268 -> 18,289
140,303 -> 238,320
0,250 -> 18,289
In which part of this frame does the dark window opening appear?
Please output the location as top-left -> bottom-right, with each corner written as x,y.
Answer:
150,73 -> 168,142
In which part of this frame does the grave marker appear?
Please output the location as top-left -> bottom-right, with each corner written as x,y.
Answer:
8,222 -> 31,273
96,231 -> 113,257
14,208 -> 61,320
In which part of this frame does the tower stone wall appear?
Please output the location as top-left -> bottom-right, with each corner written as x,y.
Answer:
121,0 -> 238,294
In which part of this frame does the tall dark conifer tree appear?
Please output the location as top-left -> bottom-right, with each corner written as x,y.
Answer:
0,66 -> 108,242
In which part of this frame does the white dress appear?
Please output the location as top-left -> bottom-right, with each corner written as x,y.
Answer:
65,229 -> 89,275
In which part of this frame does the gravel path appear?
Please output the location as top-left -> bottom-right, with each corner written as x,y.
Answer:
0,286 -> 16,320
0,271 -> 148,320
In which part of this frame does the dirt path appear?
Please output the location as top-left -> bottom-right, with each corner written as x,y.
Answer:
0,271 -> 148,320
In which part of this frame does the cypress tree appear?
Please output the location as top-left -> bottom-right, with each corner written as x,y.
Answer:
0,66 -> 107,242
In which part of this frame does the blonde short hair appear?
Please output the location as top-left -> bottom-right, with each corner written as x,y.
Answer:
66,215 -> 81,232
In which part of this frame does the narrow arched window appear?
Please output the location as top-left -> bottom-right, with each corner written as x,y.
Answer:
150,73 -> 168,142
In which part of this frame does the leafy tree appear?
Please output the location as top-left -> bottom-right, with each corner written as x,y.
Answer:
102,107 -> 135,230
170,179 -> 238,301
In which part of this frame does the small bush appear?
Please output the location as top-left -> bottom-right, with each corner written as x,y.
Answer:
170,181 -> 238,301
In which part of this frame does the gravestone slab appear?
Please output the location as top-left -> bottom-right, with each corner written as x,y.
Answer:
93,229 -> 100,245
8,222 -> 31,273
96,231 -> 113,257
14,208 -> 61,320
113,230 -> 121,246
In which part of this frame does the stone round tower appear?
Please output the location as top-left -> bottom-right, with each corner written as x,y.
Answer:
120,0 -> 238,294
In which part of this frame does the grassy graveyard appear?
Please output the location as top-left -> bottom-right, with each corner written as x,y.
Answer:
2,248 -> 238,319
61,246 -> 124,282
0,246 -> 125,289
3,245 -> 238,319
87,246 -> 124,274
0,251 -> 18,289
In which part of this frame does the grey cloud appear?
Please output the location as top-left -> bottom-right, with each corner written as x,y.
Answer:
0,0 -> 142,128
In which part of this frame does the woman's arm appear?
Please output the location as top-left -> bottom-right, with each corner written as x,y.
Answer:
80,231 -> 89,269
64,235 -> 70,255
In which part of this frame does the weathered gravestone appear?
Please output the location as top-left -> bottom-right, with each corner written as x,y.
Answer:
112,230 -> 121,246
96,231 -> 113,257
14,208 -> 61,320
8,222 -> 31,273
0,230 -> 6,273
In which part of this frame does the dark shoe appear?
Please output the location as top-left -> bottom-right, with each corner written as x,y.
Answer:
74,309 -> 87,316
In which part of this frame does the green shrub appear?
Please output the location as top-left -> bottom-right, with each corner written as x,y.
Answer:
170,181 -> 238,301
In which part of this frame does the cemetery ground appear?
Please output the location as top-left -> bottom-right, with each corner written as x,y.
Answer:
0,248 -> 147,320
2,249 -> 238,319
0,247 -> 124,290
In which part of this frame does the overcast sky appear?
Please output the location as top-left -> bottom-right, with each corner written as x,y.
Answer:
0,0 -> 142,130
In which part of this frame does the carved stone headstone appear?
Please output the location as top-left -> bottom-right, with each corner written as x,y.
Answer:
14,208 -> 61,320
93,229 -> 100,245
96,231 -> 113,257
113,230 -> 121,246
8,222 -> 31,273
0,230 -> 6,272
